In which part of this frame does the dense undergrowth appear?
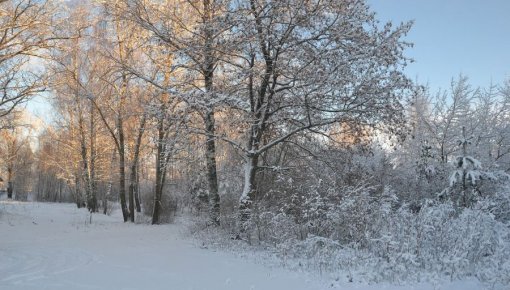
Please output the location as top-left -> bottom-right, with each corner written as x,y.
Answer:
187,187 -> 510,289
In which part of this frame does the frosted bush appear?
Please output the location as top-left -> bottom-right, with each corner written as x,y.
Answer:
363,201 -> 510,285
244,193 -> 510,286
192,182 -> 510,288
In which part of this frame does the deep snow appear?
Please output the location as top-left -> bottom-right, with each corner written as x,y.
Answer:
0,198 -> 484,290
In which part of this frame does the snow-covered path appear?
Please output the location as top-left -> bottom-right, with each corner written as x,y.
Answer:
0,200 -> 329,290
0,200 -> 485,290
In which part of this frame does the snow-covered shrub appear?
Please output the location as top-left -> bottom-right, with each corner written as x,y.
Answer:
473,173 -> 510,222
359,200 -> 510,285
219,186 -> 510,287
485,191 -> 510,223
330,185 -> 397,246
189,174 -> 510,288
250,211 -> 298,245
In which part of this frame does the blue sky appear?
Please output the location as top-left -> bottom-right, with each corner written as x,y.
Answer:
367,0 -> 510,91
27,0 -> 510,119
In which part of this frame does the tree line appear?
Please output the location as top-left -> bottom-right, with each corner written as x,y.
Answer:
1,0 -> 509,231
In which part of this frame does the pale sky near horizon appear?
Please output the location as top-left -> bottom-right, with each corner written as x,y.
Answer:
26,0 -> 510,121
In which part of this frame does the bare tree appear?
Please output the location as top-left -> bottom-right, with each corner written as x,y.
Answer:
82,9 -> 144,222
218,0 -> 412,219
48,3 -> 106,213
0,0 -> 64,124
105,0 -> 233,225
425,76 -> 477,164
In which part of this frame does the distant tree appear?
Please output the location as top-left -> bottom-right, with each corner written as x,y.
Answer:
0,113 -> 34,200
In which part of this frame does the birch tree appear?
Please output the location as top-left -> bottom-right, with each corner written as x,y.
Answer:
86,7 -> 149,222
105,0 -> 232,225
0,0 -> 65,125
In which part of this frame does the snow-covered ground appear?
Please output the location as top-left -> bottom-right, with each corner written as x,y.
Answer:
0,198 -> 484,290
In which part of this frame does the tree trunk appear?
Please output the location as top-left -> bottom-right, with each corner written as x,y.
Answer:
74,173 -> 82,208
103,181 -> 111,215
7,182 -> 13,199
129,181 -> 135,217
239,154 -> 259,222
204,110 -> 220,225
202,0 -> 220,225
58,179 -> 63,203
78,111 -> 95,213
129,115 -> 146,217
128,157 -> 134,223
119,147 -> 129,222
37,171 -> 42,200
152,120 -> 165,225
6,165 -> 13,198
89,101 -> 97,212
152,169 -> 163,225
135,165 -> 141,212
461,126 -> 468,207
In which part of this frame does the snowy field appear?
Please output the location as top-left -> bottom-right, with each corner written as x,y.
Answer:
0,198 -> 484,290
